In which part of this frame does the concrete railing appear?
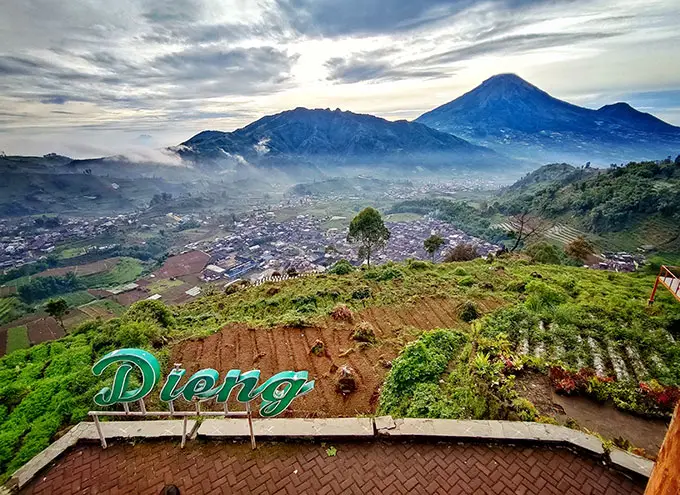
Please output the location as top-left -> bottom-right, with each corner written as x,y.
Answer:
3,417 -> 654,492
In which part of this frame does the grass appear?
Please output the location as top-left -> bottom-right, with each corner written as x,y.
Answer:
1,256 -> 679,482
38,290 -> 95,308
6,326 -> 29,353
80,258 -> 144,289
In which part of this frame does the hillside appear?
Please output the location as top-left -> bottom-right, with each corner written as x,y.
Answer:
176,107 -> 507,170
1,257 -> 679,480
416,74 -> 680,164
500,158 -> 680,252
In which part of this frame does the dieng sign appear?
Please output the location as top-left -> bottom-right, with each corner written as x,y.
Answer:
92,348 -> 315,417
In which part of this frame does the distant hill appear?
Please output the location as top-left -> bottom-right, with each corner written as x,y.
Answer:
500,158 -> 680,252
176,107 -> 508,171
416,74 -> 680,165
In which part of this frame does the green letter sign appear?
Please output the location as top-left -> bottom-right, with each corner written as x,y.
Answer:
92,348 -> 315,417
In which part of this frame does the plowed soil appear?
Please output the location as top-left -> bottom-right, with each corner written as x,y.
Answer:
27,317 -> 64,344
170,297 -> 502,417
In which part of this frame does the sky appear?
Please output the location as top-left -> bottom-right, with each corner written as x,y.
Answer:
1,0 -> 679,158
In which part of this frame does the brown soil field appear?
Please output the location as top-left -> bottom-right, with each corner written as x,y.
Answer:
170,297 -> 501,418
154,251 -> 210,279
0,329 -> 6,356
27,317 -> 64,344
78,304 -> 115,319
61,308 -> 91,330
0,286 -> 17,297
114,288 -> 150,306
36,258 -> 120,277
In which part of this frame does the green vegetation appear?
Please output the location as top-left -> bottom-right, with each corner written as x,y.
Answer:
17,274 -> 84,304
147,278 -> 184,294
347,207 -> 391,267
501,159 -> 680,253
390,199 -> 507,244
44,299 -> 69,329
1,257 -> 679,481
424,234 -> 445,261
0,297 -> 31,325
41,290 -> 95,308
80,258 -> 144,288
6,326 -> 29,354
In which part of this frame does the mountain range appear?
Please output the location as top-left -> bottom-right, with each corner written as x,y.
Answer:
175,107 -> 502,171
416,74 -> 680,164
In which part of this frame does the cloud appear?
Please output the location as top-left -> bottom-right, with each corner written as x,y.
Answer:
275,0 -> 578,37
325,55 -> 449,84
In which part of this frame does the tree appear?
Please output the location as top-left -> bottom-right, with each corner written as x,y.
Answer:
423,234 -> 445,261
45,298 -> 69,330
565,236 -> 595,262
525,241 -> 562,264
347,207 -> 390,267
506,212 -> 552,252
444,243 -> 479,262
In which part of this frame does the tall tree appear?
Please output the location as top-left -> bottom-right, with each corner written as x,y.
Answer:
565,236 -> 595,262
423,234 -> 445,261
506,211 -> 552,252
45,298 -> 69,330
347,207 -> 390,267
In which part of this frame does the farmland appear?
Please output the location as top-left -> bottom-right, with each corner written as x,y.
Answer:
6,326 -> 29,354
0,256 -> 679,482
80,257 -> 145,288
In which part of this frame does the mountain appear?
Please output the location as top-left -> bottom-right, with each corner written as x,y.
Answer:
416,74 -> 680,164
176,107 -> 507,172
499,158 -> 680,252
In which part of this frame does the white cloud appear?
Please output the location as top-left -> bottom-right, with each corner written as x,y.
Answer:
0,0 -> 678,157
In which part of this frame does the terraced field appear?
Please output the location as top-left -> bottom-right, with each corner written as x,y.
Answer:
493,221 -> 586,247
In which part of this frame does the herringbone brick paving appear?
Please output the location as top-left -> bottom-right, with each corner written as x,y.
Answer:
21,440 -> 645,494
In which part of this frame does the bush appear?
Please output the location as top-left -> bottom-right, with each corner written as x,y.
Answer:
379,329 -> 468,415
458,276 -> 475,287
328,259 -> 355,275
525,242 -> 563,265
329,304 -> 353,322
351,287 -> 371,300
122,299 -> 175,328
459,301 -> 480,323
352,322 -> 376,343
444,243 -> 479,262
453,267 -> 468,276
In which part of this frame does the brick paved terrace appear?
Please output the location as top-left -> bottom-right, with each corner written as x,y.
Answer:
20,440 -> 645,495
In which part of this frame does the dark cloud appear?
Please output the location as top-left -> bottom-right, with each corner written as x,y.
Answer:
325,53 -> 448,83
275,0 -> 578,37
420,31 -> 624,65
40,95 -> 69,105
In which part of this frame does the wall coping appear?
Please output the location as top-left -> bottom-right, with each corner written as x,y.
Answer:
3,417 -> 654,492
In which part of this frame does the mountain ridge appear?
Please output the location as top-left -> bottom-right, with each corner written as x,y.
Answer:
416,74 -> 680,164
176,107 -> 508,170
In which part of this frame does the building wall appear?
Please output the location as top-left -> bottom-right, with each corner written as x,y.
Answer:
645,404 -> 680,495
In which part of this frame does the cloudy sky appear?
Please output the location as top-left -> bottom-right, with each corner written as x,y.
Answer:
1,0 -> 679,158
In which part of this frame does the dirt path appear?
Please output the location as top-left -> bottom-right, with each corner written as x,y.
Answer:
516,372 -> 669,456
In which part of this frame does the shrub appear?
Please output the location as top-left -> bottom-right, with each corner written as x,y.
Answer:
458,276 -> 475,287
328,259 -> 355,275
407,259 -> 429,270
460,301 -> 480,323
444,243 -> 479,262
525,242 -> 563,264
330,304 -> 353,322
352,322 -> 376,343
379,329 -> 468,415
453,267 -> 468,276
122,300 -> 175,328
351,287 -> 371,300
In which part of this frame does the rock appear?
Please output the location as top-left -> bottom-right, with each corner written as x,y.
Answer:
335,365 -> 357,395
